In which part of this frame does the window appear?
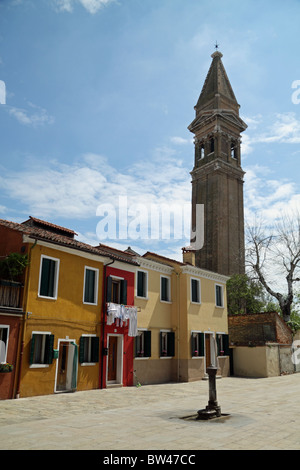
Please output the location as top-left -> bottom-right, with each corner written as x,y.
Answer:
215,284 -> 224,308
135,330 -> 151,358
160,276 -> 171,302
191,331 -> 204,357
79,335 -> 99,364
29,332 -> 54,366
210,137 -> 214,153
106,276 -> 127,305
83,267 -> 99,304
191,278 -> 201,303
216,333 -> 229,356
231,141 -> 237,159
38,255 -> 60,299
160,331 -> 175,357
136,270 -> 148,298
0,325 -> 9,363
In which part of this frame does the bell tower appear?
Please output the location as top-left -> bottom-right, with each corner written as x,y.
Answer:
188,50 -> 247,276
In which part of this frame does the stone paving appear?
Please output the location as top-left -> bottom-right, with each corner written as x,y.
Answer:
1,374 -> 300,450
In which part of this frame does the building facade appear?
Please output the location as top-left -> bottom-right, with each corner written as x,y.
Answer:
133,251 -> 230,385
0,215 -> 230,398
0,217 -> 113,398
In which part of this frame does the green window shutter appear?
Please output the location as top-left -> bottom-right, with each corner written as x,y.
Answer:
167,332 -> 175,357
79,336 -> 85,363
120,279 -> 127,305
84,269 -> 95,303
44,334 -> 54,364
159,332 -> 163,356
91,337 -> 99,363
161,277 -> 167,301
223,334 -> 230,356
106,276 -> 112,303
40,258 -> 55,297
29,334 -> 36,365
191,279 -> 198,302
137,271 -> 145,297
144,330 -> 151,358
199,332 -> 205,357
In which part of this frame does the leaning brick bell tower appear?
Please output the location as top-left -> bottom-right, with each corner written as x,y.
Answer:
188,50 -> 247,276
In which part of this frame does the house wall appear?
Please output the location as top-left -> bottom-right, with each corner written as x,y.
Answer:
181,271 -> 229,382
0,314 -> 23,400
134,262 -> 176,385
134,259 -> 230,385
232,344 -> 295,378
102,266 -> 135,388
232,346 -> 269,377
20,242 -> 104,398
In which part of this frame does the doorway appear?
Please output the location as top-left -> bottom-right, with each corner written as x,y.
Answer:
107,334 -> 123,385
55,340 -> 78,393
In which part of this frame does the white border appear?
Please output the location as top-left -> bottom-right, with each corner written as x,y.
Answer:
136,269 -> 148,299
83,266 -> 99,305
190,277 -> 201,304
38,254 -> 60,300
215,283 -> 224,308
160,275 -> 171,303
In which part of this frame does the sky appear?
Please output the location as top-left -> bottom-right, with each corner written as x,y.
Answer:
0,0 -> 300,262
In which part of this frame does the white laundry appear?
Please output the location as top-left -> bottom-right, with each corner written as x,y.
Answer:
106,302 -> 138,337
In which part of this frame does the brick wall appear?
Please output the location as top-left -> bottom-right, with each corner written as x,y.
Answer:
228,312 -> 293,346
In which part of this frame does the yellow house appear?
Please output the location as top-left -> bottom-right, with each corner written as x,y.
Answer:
133,251 -> 230,385
0,217 -> 112,398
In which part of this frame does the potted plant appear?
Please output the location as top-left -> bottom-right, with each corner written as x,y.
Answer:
194,350 -> 199,357
0,363 -> 13,373
0,253 -> 29,281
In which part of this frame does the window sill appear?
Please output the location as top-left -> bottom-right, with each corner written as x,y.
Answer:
29,364 -> 49,368
38,294 -> 57,300
80,362 -> 96,366
160,299 -> 172,304
134,356 -> 150,360
135,296 -> 148,300
160,356 -> 173,359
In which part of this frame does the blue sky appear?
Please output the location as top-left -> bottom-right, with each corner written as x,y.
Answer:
0,0 -> 300,260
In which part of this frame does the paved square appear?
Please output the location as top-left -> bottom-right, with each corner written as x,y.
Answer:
0,374 -> 300,450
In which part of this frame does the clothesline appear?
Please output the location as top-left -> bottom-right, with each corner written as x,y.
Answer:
106,303 -> 141,312
106,302 -> 138,337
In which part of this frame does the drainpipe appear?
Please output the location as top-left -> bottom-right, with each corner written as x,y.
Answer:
15,239 -> 37,399
100,259 -> 115,389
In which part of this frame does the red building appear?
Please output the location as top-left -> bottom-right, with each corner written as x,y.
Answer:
97,245 -> 138,389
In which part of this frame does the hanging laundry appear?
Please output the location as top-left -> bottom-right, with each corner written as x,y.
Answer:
106,302 -> 138,337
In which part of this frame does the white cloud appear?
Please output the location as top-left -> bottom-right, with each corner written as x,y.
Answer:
253,112 -> 300,145
244,164 -> 299,224
0,150 -> 191,225
170,136 -> 193,145
53,0 -> 115,14
8,103 -> 54,127
0,80 -> 6,105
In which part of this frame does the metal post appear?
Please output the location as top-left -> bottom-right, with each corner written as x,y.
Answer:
197,366 -> 221,419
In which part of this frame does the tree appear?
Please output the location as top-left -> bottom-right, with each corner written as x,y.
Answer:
227,274 -> 265,315
246,212 -> 300,323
